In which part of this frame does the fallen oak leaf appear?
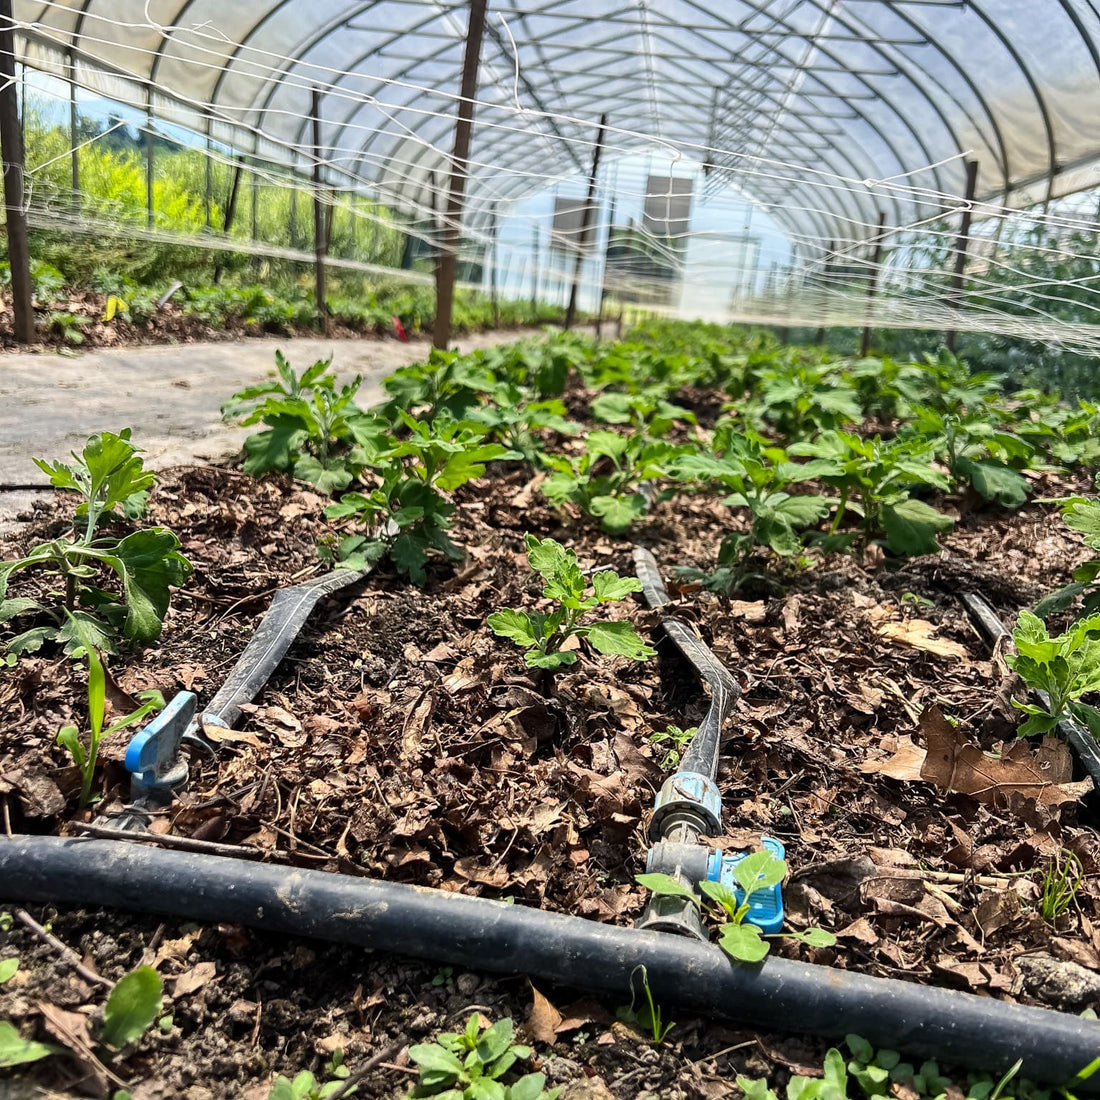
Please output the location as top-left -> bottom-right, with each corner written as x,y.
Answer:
876,618 -> 969,659
918,706 -> 1092,809
527,982 -> 563,1045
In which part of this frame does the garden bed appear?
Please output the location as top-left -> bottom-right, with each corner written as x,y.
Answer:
1,326 -> 1099,1098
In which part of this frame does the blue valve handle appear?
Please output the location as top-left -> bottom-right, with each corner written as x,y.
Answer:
124,690 -> 197,793
706,837 -> 786,935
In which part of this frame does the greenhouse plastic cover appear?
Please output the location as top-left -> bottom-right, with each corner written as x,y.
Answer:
12,0 -> 1100,245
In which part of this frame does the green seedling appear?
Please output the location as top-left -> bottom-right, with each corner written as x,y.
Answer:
670,427 -> 833,593
466,382 -> 580,466
48,309 -> 91,345
56,622 -> 164,807
616,964 -> 675,1046
589,387 -> 696,437
0,1021 -> 58,1069
1035,473 -> 1100,621
269,1049 -> 356,1099
1040,849 -> 1085,924
488,535 -> 654,671
0,957 -> 18,983
407,1013 -> 559,1099
541,429 -> 682,534
789,429 -> 953,556
637,851 -> 835,963
744,357 -> 863,439
225,353 -> 386,495
326,413 -> 513,585
647,724 -> 697,769
0,430 -> 191,654
1006,610 -> 1100,738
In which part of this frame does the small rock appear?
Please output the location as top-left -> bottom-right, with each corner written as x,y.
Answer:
184,1088 -> 215,1100
543,1056 -> 583,1083
561,1078 -> 617,1100
1014,952 -> 1100,1009
456,972 -> 480,995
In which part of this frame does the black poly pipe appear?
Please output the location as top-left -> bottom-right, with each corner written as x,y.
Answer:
3,836 -> 1099,1088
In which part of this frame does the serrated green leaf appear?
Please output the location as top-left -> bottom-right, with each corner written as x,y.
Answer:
390,533 -> 429,585
697,878 -> 742,919
588,494 -> 647,534
735,1077 -> 779,1100
733,851 -> 786,896
101,966 -> 162,1049
292,454 -> 353,495
107,529 -> 192,642
584,620 -> 655,661
525,649 -> 575,670
635,873 -> 700,905
488,609 -> 539,648
956,457 -> 1029,509
881,498 -> 953,557
591,571 -> 642,602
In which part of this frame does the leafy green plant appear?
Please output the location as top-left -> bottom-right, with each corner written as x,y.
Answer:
589,387 -> 696,437
616,965 -> 675,1046
269,1050 -> 356,1099
637,850 -> 835,963
56,628 -> 165,806
48,310 -> 91,345
378,348 -> 494,423
670,428 -> 833,592
0,1021 -> 58,1069
1040,849 -> 1085,925
326,414 -> 512,585
224,353 -> 385,494
743,356 -> 862,439
466,382 -> 579,466
647,724 -> 697,769
0,430 -> 191,654
541,430 -> 681,534
789,429 -> 953,556
1005,610 -> 1100,738
488,535 -> 654,670
407,1014 -> 559,1099
1035,475 -> 1100,620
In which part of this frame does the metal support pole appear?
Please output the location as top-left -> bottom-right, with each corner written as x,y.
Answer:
145,101 -> 154,229
312,86 -> 329,334
487,203 -> 499,327
68,56 -> 79,205
860,213 -> 887,358
945,160 -> 979,354
531,224 -> 540,309
565,112 -> 607,330
434,0 -> 488,350
288,183 -> 298,249
815,239 -> 834,346
250,159 -> 258,241
203,130 -> 212,230
0,0 -> 34,343
213,157 -> 243,284
595,194 -> 617,340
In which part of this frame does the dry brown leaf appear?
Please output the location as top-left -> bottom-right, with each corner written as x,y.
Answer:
401,690 -> 435,757
859,735 -> 926,781
173,960 -> 217,997
876,619 -> 969,659
201,721 -> 263,749
452,855 -> 511,887
728,600 -> 766,622
38,1001 -> 110,1092
975,890 -> 1022,938
919,706 -> 1093,808
527,983 -> 563,1045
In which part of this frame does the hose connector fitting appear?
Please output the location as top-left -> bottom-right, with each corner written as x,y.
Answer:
648,770 -> 722,841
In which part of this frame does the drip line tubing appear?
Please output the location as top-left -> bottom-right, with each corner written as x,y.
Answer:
960,591 -> 1100,789
1,835 -> 1098,1089
633,546 -> 738,779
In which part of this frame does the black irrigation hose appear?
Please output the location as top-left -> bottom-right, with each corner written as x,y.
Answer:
633,546 -> 739,779
960,592 -> 1100,789
2,835 -> 1099,1089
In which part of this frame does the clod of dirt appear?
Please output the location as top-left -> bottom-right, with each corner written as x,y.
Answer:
1013,951 -> 1100,1009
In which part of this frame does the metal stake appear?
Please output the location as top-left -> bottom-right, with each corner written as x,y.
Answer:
565,113 -> 607,330
945,160 -> 979,354
312,86 -> 329,334
859,214 -> 887,358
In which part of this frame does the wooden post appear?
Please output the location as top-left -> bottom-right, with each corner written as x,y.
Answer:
860,213 -> 887,358
312,86 -> 329,333
434,0 -> 488,350
945,160 -> 979,354
68,58 -> 79,205
0,0 -> 34,343
565,112 -> 607,330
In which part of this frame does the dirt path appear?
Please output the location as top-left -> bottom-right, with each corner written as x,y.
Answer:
0,329 -> 545,532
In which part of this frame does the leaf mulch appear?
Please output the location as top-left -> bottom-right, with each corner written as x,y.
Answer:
2,411 -> 1100,1097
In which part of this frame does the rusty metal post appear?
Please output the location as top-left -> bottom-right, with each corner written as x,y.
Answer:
434,0 -> 488,350
945,160 -> 979,354
312,86 -> 329,334
0,0 -> 34,343
565,113 -> 607,330
860,213 -> 887,358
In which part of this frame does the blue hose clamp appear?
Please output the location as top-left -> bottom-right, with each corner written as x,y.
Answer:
706,836 -> 786,934
648,770 -> 723,840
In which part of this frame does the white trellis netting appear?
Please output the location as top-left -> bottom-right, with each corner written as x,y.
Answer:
7,0 -> 1100,350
